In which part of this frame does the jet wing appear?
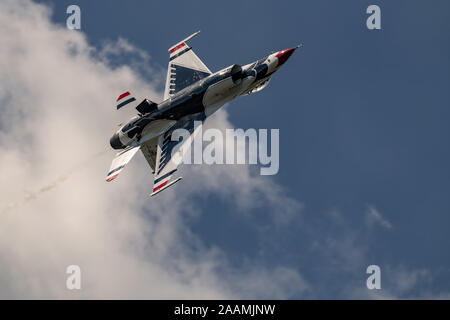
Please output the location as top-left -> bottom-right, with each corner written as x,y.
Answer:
106,147 -> 140,182
150,113 -> 206,196
163,31 -> 212,100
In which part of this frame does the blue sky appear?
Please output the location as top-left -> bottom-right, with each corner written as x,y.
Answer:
12,0 -> 449,298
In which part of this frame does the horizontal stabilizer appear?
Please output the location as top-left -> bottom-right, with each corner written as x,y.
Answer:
106,147 -> 140,182
150,177 -> 182,197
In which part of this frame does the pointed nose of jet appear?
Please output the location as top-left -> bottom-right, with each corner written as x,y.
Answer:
275,47 -> 297,67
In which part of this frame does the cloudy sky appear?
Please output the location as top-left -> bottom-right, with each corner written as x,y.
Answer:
0,0 -> 448,299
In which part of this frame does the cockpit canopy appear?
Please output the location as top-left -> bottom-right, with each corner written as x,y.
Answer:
121,115 -> 141,133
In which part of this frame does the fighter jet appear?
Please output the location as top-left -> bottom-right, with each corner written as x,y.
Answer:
107,31 -> 298,196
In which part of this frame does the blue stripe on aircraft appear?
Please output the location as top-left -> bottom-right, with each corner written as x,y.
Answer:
107,165 -> 125,176
154,169 -> 177,184
169,47 -> 192,61
116,97 -> 136,110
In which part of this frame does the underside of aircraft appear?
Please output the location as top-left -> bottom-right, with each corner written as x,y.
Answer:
106,31 -> 299,196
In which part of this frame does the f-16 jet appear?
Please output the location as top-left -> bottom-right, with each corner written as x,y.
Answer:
107,31 -> 298,196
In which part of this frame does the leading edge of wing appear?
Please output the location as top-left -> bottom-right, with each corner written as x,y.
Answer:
168,30 -> 200,54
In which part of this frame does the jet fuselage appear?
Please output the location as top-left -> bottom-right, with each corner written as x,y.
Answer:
110,47 -> 297,150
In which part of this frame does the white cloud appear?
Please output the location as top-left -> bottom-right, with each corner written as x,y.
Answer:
365,205 -> 393,230
0,0 -> 304,298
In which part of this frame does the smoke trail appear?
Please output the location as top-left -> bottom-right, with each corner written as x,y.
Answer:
1,149 -> 109,214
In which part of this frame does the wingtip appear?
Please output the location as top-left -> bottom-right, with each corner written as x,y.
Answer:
106,174 -> 118,182
150,177 -> 183,197
169,31 -> 202,53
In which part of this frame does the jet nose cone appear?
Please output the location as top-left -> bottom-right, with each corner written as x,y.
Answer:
275,47 -> 297,67
110,132 -> 124,150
